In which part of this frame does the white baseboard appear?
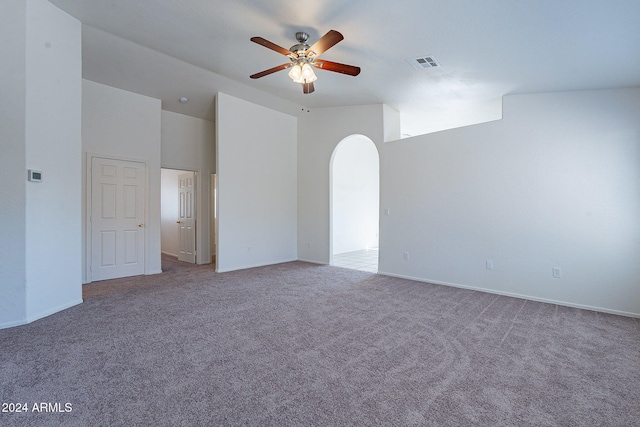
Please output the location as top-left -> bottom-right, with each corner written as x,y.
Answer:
297,258 -> 329,265
1,298 -> 84,330
216,258 -> 298,273
146,269 -> 163,276
26,298 -> 84,324
377,270 -> 640,318
0,318 -> 29,329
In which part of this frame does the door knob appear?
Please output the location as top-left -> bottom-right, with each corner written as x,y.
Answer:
176,220 -> 181,224
138,223 -> 143,227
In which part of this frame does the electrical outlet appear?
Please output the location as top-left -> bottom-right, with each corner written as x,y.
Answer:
403,251 -> 409,261
552,267 -> 561,278
486,260 -> 494,270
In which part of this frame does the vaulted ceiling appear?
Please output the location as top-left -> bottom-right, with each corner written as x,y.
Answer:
48,0 -> 640,136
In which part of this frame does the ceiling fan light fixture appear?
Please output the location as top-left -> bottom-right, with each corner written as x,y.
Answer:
288,64 -> 302,81
289,61 -> 317,84
301,63 -> 317,82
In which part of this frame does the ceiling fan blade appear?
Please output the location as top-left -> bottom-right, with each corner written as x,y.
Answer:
250,63 -> 290,79
313,60 -> 361,76
302,82 -> 315,94
250,36 -> 295,57
307,30 -> 344,57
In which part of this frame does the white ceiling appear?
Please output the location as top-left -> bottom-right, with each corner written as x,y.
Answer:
48,0 -> 640,136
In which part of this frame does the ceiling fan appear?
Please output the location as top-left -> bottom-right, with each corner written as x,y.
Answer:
250,30 -> 361,94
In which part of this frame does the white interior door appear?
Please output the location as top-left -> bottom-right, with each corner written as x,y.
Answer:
91,157 -> 145,281
178,172 -> 196,263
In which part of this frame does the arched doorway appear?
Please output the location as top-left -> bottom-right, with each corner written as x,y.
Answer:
330,134 -> 379,272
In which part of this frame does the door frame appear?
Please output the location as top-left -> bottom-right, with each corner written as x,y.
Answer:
85,153 -> 150,283
161,167 -> 205,264
211,173 -> 217,267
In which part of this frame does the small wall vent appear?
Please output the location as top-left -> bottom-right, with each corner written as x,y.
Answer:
406,56 -> 440,70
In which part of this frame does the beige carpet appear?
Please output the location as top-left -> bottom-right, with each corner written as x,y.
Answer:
1,255 -> 639,426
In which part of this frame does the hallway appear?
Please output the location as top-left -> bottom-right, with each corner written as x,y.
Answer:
332,248 -> 378,273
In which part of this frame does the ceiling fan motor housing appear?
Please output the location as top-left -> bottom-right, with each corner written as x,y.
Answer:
290,32 -> 312,56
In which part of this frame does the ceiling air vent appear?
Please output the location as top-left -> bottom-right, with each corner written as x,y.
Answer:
406,56 -> 440,70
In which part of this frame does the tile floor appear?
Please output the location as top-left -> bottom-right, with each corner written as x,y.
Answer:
332,248 -> 379,273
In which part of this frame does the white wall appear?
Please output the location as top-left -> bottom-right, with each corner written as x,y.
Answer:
160,168 -> 182,257
216,93 -> 297,272
82,79 -> 162,282
379,88 -> 640,316
383,104 -> 401,142
25,0 -> 83,321
332,135 -> 380,254
401,98 -> 503,137
0,0 -> 28,327
1,0 -> 82,328
161,110 -> 215,263
297,104 -> 399,264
